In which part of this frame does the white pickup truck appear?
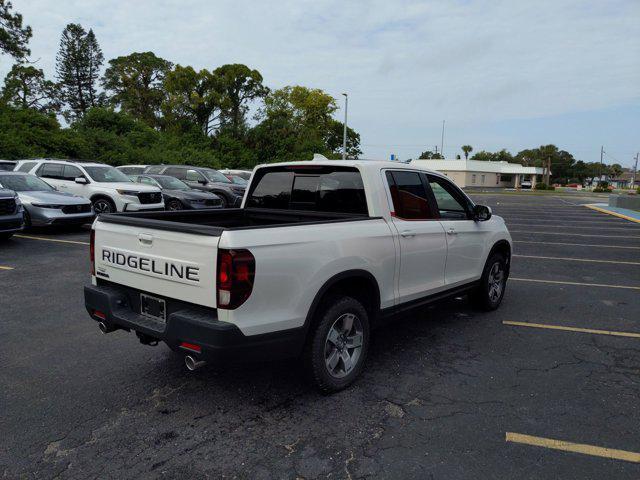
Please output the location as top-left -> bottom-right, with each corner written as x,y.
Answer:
85,159 -> 512,392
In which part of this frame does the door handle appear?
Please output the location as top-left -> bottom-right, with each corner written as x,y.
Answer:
400,230 -> 415,238
138,233 -> 153,246
447,228 -> 457,235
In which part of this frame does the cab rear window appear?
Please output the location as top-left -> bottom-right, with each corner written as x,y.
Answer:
246,166 -> 368,215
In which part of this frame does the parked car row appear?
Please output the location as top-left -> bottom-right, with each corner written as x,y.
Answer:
0,160 -> 250,240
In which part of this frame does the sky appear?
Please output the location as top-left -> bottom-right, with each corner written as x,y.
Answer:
2,0 -> 639,167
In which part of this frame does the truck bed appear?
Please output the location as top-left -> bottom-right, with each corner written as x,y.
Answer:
98,207 -> 373,236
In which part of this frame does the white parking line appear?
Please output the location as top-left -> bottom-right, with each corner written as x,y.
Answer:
506,223 -> 635,231
510,277 -> 640,290
512,254 -> 640,266
509,230 -> 640,238
514,240 -> 640,249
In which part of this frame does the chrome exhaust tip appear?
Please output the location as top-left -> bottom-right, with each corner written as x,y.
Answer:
185,355 -> 206,371
98,321 -> 112,334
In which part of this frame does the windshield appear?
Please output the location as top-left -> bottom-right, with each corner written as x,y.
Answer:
203,169 -> 231,183
84,166 -> 132,183
0,174 -> 54,192
230,176 -> 248,185
155,176 -> 190,190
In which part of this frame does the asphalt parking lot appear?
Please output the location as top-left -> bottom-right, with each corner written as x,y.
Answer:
1,194 -> 639,479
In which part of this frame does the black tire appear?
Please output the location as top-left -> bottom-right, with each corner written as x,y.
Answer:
305,295 -> 370,394
167,199 -> 182,211
0,232 -> 13,241
92,197 -> 116,214
23,210 -> 31,228
471,252 -> 508,311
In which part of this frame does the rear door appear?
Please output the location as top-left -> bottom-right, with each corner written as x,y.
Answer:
385,170 -> 447,303
36,163 -> 65,190
93,221 -> 220,308
426,174 -> 489,285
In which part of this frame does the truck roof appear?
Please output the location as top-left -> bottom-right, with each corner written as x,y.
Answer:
256,158 -> 443,176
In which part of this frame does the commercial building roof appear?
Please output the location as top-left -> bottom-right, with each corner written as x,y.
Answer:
411,159 -> 546,175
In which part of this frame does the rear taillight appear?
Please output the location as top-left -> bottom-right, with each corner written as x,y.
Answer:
217,249 -> 255,309
90,229 -> 95,275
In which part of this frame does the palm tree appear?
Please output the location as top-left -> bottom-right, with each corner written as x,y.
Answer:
461,145 -> 473,160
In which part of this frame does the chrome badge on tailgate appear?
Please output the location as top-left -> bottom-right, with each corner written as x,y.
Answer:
98,247 -> 200,285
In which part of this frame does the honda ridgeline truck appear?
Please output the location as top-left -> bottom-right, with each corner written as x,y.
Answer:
84,159 -> 512,392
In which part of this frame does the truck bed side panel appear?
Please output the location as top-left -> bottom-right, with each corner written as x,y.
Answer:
218,218 -> 396,336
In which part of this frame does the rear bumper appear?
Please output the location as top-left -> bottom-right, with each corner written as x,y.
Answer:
84,283 -> 305,363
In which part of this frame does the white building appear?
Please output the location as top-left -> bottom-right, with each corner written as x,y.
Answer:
411,159 -> 547,189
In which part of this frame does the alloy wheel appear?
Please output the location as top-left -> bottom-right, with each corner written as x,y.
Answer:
93,200 -> 113,214
488,261 -> 504,302
324,313 -> 364,378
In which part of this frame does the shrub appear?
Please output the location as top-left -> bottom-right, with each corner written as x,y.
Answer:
535,182 -> 555,191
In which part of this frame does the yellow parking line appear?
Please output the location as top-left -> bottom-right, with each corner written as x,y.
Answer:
13,234 -> 89,246
585,204 -> 640,223
514,240 -> 640,250
512,254 -> 640,266
510,277 -> 640,290
0,265 -> 14,270
509,230 -> 640,238
503,321 -> 640,339
506,432 -> 640,463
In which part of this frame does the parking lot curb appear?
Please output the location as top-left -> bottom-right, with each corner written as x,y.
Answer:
584,204 -> 640,223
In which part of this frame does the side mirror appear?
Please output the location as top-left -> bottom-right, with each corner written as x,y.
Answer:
75,176 -> 89,184
473,204 -> 492,221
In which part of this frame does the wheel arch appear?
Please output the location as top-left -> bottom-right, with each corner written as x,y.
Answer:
487,239 -> 511,275
303,270 -> 381,337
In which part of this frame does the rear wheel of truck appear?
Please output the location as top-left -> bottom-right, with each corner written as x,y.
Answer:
306,295 -> 370,394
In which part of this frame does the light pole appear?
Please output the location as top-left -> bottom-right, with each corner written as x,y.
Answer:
440,120 -> 445,158
342,93 -> 348,160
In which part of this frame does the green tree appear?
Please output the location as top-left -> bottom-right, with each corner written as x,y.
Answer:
253,85 -> 344,162
471,149 -> 513,162
418,150 -> 443,159
608,163 -> 623,178
55,24 -> 104,122
214,63 -> 268,137
1,64 -> 60,113
326,119 -> 362,159
461,145 -> 473,160
102,52 -> 173,128
162,65 -> 225,135
0,0 -> 31,60
514,145 -> 575,183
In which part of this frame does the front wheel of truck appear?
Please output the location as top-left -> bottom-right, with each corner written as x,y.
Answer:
306,295 -> 370,394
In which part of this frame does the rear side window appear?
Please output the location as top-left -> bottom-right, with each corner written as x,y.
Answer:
145,165 -> 164,174
17,162 -> 36,173
37,163 -> 64,179
164,167 -> 187,179
246,166 -> 368,215
63,165 -> 82,180
386,171 -> 434,220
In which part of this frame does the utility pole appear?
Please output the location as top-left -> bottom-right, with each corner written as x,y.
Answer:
434,145 -> 438,157
545,156 -> 551,185
440,120 -> 445,158
342,93 -> 348,160
599,145 -> 604,182
632,152 -> 639,188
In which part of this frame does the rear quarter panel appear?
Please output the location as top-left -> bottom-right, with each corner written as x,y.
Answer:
218,218 -> 396,336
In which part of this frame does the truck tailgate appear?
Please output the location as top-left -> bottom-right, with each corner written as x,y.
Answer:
93,220 -> 219,308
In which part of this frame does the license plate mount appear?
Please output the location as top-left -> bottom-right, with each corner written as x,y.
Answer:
140,293 -> 166,322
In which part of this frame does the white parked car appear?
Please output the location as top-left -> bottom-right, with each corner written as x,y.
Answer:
20,160 -> 164,213
219,169 -> 252,181
85,159 -> 512,391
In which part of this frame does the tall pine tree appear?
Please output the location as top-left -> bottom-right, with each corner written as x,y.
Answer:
55,23 -> 104,122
